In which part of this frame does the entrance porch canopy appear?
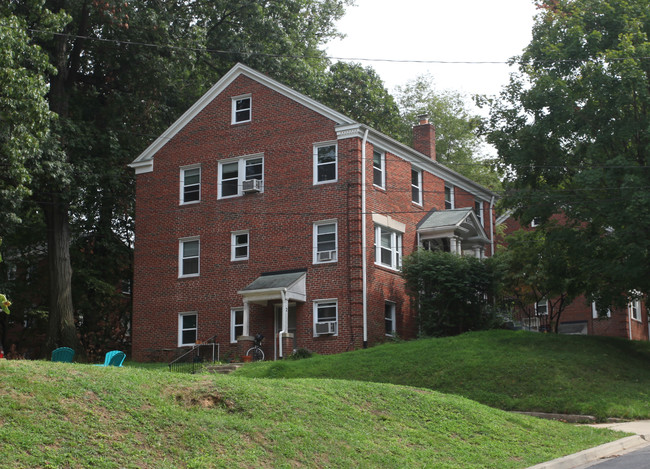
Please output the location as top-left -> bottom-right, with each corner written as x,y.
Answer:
237,270 -> 307,337
417,208 -> 490,257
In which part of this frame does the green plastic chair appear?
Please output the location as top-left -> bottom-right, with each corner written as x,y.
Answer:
51,347 -> 75,363
95,350 -> 126,367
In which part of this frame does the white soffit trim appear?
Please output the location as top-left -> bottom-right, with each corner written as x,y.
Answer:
130,63 -> 355,167
336,124 -> 497,201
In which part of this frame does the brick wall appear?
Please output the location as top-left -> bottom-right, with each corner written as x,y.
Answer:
132,73 -> 498,361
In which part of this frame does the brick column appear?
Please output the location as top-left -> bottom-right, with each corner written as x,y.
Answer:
279,332 -> 294,359
236,335 -> 254,360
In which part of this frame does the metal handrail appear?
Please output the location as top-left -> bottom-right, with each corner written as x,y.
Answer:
168,336 -> 219,373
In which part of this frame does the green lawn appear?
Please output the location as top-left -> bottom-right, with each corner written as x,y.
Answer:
234,330 -> 650,420
0,357 -> 622,468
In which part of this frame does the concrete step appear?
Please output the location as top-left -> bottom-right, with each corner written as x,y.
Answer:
206,363 -> 243,374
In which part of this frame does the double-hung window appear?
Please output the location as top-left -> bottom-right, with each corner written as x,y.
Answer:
178,312 -> 197,346
231,308 -> 244,343
374,225 -> 402,270
314,143 -> 337,184
629,298 -> 642,322
385,301 -> 396,336
313,299 -> 338,336
232,95 -> 251,124
180,165 -> 200,204
219,154 -> 264,198
373,150 -> 385,188
314,220 -> 337,263
445,185 -> 454,209
179,237 -> 199,277
231,230 -> 249,261
411,167 -> 422,205
474,200 -> 484,225
535,299 -> 548,316
591,302 -> 611,318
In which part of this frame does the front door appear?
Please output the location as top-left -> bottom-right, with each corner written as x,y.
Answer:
274,303 -> 296,360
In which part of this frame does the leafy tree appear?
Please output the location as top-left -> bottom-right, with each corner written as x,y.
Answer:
486,0 -> 650,308
495,226 -> 583,333
396,75 -> 502,190
5,0 -> 352,356
401,250 -> 502,337
317,62 -> 405,138
0,5 -> 63,226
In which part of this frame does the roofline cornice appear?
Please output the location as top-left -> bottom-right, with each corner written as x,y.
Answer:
132,63 -> 354,166
336,124 -> 498,201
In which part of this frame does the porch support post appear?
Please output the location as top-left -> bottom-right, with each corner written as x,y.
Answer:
243,299 -> 250,337
473,245 -> 482,259
282,291 -> 289,333
449,236 -> 459,255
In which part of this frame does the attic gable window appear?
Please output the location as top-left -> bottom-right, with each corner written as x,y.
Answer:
232,95 -> 251,124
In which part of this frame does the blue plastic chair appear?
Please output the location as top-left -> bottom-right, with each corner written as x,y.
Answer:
95,350 -> 126,367
51,347 -> 75,363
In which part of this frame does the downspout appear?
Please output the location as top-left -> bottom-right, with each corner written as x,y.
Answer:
628,304 -> 633,341
489,195 -> 495,256
279,288 -> 288,359
361,129 -> 369,348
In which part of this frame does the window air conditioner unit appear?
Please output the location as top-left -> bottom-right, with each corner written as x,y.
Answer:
242,179 -> 261,193
315,321 -> 337,335
317,250 -> 337,262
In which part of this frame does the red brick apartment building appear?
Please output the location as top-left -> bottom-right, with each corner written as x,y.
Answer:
496,214 -> 649,341
129,64 -> 497,361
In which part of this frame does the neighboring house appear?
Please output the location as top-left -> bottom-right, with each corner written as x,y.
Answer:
496,214 -> 649,341
129,63 -> 497,361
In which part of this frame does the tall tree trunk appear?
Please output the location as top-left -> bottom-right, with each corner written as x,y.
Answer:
43,196 -> 79,354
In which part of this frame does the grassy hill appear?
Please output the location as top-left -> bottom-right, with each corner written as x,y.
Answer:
234,330 -> 650,420
0,356 -> 623,468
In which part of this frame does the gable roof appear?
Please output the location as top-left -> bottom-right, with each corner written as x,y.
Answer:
417,208 -> 490,243
129,63 -> 497,201
130,63 -> 356,171
238,269 -> 307,305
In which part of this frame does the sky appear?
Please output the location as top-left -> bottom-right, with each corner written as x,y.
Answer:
326,0 -> 540,99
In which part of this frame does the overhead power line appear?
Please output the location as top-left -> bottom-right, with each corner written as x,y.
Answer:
24,28 -> 650,66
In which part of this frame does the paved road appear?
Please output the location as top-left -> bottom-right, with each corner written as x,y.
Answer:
581,445 -> 650,468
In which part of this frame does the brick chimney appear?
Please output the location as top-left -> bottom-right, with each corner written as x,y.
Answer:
413,114 -> 436,161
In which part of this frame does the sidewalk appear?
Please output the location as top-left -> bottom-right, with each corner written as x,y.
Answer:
528,420 -> 650,469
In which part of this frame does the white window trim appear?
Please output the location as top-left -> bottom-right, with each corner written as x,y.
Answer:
535,299 -> 549,316
180,164 -> 201,205
218,153 -> 264,199
313,220 -> 338,264
591,302 -> 611,318
629,298 -> 642,322
373,150 -> 386,189
313,299 -> 338,337
178,311 -> 198,347
445,185 -> 455,209
313,142 -> 338,185
385,301 -> 396,337
231,94 -> 251,124
231,307 -> 244,343
231,230 -> 250,261
179,236 -> 200,278
411,167 -> 422,206
475,200 -> 484,225
374,224 -> 403,271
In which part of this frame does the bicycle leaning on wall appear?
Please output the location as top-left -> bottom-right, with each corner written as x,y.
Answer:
246,333 -> 264,361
